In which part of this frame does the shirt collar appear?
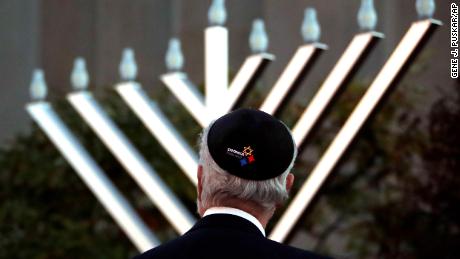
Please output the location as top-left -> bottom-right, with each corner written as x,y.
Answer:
203,207 -> 266,236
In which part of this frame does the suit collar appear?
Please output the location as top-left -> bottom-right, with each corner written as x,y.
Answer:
203,207 -> 265,236
187,214 -> 265,238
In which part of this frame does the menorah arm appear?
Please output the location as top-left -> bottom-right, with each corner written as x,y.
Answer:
26,102 -> 159,252
292,31 -> 384,149
116,82 -> 199,186
225,53 -> 274,112
67,91 -> 197,235
260,43 -> 327,116
269,19 -> 441,243
161,72 -> 211,127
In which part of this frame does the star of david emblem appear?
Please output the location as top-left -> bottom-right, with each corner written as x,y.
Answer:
243,146 -> 253,156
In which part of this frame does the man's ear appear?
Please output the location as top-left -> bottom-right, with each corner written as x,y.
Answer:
197,165 -> 203,202
286,173 -> 294,193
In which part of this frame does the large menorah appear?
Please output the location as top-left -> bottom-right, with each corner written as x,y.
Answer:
26,0 -> 440,252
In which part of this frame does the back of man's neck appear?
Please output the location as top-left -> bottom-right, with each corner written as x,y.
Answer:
204,207 -> 267,236
204,199 -> 275,228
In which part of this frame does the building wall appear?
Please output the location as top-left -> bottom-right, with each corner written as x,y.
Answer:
0,0 -> 39,145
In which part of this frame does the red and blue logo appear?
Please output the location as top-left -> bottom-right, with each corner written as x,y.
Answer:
226,146 -> 255,167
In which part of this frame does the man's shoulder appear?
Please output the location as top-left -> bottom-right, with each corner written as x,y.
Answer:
134,233 -> 331,259
263,238 -> 332,259
134,214 -> 331,259
133,233 -> 201,259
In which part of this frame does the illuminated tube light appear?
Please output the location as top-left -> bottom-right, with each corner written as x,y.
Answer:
416,0 -> 436,19
205,25 -> 229,118
116,81 -> 199,186
292,31 -> 383,148
301,8 -> 321,43
26,102 -> 159,252
270,19 -> 441,243
119,48 -> 138,81
30,70 -> 47,101
249,19 -> 269,54
71,57 -> 89,91
165,39 -> 185,72
67,91 -> 196,234
260,43 -> 327,116
225,53 -> 274,112
358,0 -> 378,31
208,0 -> 226,26
160,72 -> 211,127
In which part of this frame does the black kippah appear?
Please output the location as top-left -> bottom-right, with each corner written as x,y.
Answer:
206,108 -> 296,181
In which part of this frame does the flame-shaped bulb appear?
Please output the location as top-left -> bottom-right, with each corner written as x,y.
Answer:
30,69 -> 47,101
119,48 -> 138,81
358,0 -> 378,31
71,57 -> 89,90
165,38 -> 184,71
416,0 -> 435,19
208,0 -> 226,26
301,8 -> 321,43
249,19 -> 269,53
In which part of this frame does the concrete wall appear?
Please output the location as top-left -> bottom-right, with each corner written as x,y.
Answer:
0,0 -> 39,145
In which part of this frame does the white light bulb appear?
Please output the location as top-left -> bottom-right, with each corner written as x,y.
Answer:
208,0 -> 226,26
301,8 -> 321,43
416,0 -> 435,19
71,57 -> 89,90
119,48 -> 138,81
165,38 -> 184,71
249,19 -> 269,53
358,0 -> 378,31
30,69 -> 47,101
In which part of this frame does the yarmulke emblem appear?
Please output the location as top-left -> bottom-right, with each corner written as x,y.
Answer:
227,145 -> 256,167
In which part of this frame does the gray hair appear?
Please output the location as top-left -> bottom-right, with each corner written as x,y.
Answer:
198,122 -> 297,211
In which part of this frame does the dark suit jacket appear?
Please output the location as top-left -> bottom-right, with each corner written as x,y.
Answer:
134,214 -> 331,259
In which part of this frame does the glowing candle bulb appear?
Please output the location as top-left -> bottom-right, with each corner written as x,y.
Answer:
30,69 -> 47,101
119,48 -> 138,81
416,0 -> 435,19
165,38 -> 184,72
71,57 -> 89,90
358,0 -> 378,31
301,8 -> 321,43
208,0 -> 226,26
249,19 -> 269,53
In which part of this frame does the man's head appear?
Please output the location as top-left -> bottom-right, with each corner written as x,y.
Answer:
197,108 -> 297,218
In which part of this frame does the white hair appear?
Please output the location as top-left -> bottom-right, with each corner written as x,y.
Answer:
198,122 -> 297,211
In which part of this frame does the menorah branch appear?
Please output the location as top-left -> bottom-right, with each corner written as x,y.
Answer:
116,81 -> 199,186
26,102 -> 159,252
67,91 -> 197,234
260,43 -> 327,116
161,72 -> 211,127
269,19 -> 441,243
226,53 -> 274,112
292,31 -> 384,149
